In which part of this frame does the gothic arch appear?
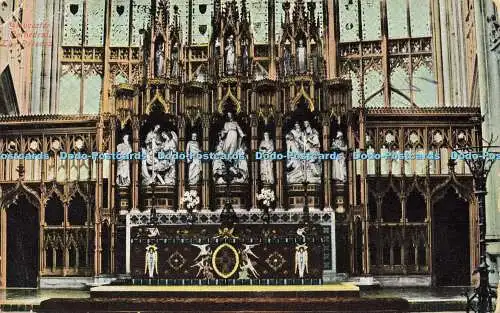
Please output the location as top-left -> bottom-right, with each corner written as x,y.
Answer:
145,90 -> 169,114
0,183 -> 40,210
218,89 -> 241,113
291,85 -> 314,112
431,175 -> 472,203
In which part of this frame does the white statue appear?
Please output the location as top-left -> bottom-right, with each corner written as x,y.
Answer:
332,131 -> 347,182
232,143 -> 249,184
144,245 -> 158,278
297,39 -> 306,73
194,64 -> 206,82
286,121 -> 321,184
283,41 -> 292,76
212,134 -> 226,184
225,35 -> 235,75
253,62 -> 268,81
159,130 -> 177,184
303,121 -> 321,183
259,132 -> 274,184
186,133 -> 201,185
295,244 -> 308,278
142,125 -> 177,185
286,122 -> 305,183
116,134 -> 132,186
213,113 -> 248,184
221,112 -> 246,155
155,42 -> 165,76
170,42 -> 179,77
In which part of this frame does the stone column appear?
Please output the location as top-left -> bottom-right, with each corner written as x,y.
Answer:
201,114 -> 211,210
275,113 -> 284,209
321,112 -> 331,209
131,116 -> 140,210
177,117 -> 186,208
94,118 -> 104,276
250,114 -> 258,209
475,0 -> 500,284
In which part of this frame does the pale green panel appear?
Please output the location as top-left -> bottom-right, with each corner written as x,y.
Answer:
250,0 -> 269,44
85,0 -> 105,46
349,70 -> 361,107
312,0 -> 323,35
191,0 -> 213,45
364,70 -> 384,107
274,0 -> 289,40
170,0 -> 189,43
409,0 -> 431,37
390,64 -> 411,107
115,74 -> 128,84
63,0 -> 83,45
83,74 -> 102,114
413,65 -> 437,107
391,92 -> 410,107
131,0 -> 152,46
70,160 -> 78,181
339,0 -> 360,43
361,0 -> 381,41
110,0 -> 131,47
387,0 -> 408,39
59,74 -> 81,114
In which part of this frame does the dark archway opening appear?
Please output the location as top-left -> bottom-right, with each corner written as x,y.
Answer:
432,187 -> 470,286
7,195 -> 39,288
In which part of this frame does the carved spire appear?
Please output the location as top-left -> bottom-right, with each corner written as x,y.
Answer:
307,1 -> 316,29
283,1 -> 291,25
293,0 -> 307,26
155,0 -> 169,32
241,0 -> 249,24
212,0 -> 221,35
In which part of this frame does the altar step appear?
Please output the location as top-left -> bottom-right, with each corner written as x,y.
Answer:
37,284 -> 412,312
89,284 -> 360,298
39,296 -> 409,313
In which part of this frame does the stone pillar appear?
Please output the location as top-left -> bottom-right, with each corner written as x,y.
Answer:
321,112 -> 331,209
177,117 -> 186,208
250,114 -> 258,209
131,116 -> 140,210
275,113 -> 284,209
94,117 -> 104,276
201,114 -> 211,210
475,0 -> 500,284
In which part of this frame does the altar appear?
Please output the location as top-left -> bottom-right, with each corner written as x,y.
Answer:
124,209 -> 336,285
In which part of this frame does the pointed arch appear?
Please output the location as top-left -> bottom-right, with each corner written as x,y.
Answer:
218,88 -> 241,113
431,174 -> 472,203
68,190 -> 88,226
291,85 -> 314,112
0,182 -> 40,210
145,90 -> 170,114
